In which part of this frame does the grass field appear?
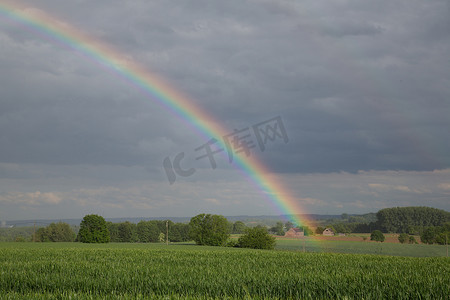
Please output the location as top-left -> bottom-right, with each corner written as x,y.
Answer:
1,242 -> 449,299
274,238 -> 448,257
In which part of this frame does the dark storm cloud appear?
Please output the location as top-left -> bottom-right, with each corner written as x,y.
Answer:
1,0 -> 449,175
0,0 -> 450,222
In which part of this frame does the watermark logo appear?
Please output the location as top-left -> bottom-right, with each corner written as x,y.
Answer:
163,116 -> 288,184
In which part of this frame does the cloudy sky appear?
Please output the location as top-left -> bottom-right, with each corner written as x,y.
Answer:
1,0 -> 449,221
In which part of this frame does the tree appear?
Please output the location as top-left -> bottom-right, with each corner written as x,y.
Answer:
159,232 -> 165,243
189,214 -> 230,246
35,222 -> 76,242
106,222 -> 120,242
377,207 -> 450,233
35,227 -> 50,242
370,230 -> 385,242
315,226 -> 325,235
285,221 -> 294,231
238,227 -> 276,250
421,227 -> 437,244
77,214 -> 110,243
137,221 -> 159,242
420,226 -> 449,245
398,233 -> 408,244
270,222 -> 284,236
302,226 -> 314,236
435,231 -> 449,245
169,223 -> 191,242
232,221 -> 247,234
46,222 -> 76,242
118,221 -> 138,242
333,223 -> 351,234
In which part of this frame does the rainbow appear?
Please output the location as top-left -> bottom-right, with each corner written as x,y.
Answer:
0,1 -> 314,230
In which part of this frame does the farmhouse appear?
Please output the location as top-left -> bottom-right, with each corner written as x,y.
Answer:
284,227 -> 304,238
322,228 -> 334,236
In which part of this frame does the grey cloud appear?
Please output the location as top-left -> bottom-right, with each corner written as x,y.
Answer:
3,0 -> 448,173
1,0 -> 449,219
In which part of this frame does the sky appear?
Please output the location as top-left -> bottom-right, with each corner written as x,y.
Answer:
0,0 -> 449,221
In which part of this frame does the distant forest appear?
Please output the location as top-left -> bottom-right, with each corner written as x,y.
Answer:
320,206 -> 449,235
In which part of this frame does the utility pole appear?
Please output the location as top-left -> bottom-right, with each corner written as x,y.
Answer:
33,221 -> 36,242
166,220 -> 169,246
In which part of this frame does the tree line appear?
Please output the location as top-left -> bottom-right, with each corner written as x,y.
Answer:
31,214 -> 267,246
76,214 -> 276,250
10,206 -> 450,246
107,220 -> 190,243
324,206 -> 449,232
33,215 -> 192,243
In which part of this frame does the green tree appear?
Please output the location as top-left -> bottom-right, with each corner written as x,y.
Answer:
435,231 -> 449,245
420,226 -> 450,245
189,214 -> 230,246
238,227 -> 276,250
35,227 -> 50,242
333,223 -> 351,234
136,221 -> 160,243
35,222 -> 76,242
0,227 -> 35,242
46,222 -> 76,242
118,221 -> 137,242
156,220 -> 173,237
285,221 -> 294,231
370,230 -> 385,242
377,207 -> 450,233
302,226 -> 314,236
232,221 -> 247,234
398,233 -> 408,244
315,226 -> 325,235
159,232 -> 165,243
420,227 -> 437,244
169,223 -> 191,242
270,222 -> 284,236
77,214 -> 110,243
106,222 -> 120,242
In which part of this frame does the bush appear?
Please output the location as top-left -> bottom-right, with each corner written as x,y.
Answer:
370,230 -> 385,242
398,233 -> 408,244
15,236 -> 26,242
421,227 -> 437,244
435,232 -> 449,245
226,239 -> 238,247
238,227 -> 276,250
420,226 -> 449,245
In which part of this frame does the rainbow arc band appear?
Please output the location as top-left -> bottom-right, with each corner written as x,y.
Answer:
0,1 -> 313,229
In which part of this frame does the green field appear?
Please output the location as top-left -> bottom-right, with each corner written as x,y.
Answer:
1,243 -> 449,299
274,238 -> 448,257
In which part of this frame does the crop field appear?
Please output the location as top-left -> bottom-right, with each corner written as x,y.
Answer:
1,243 -> 449,299
274,238 -> 448,257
